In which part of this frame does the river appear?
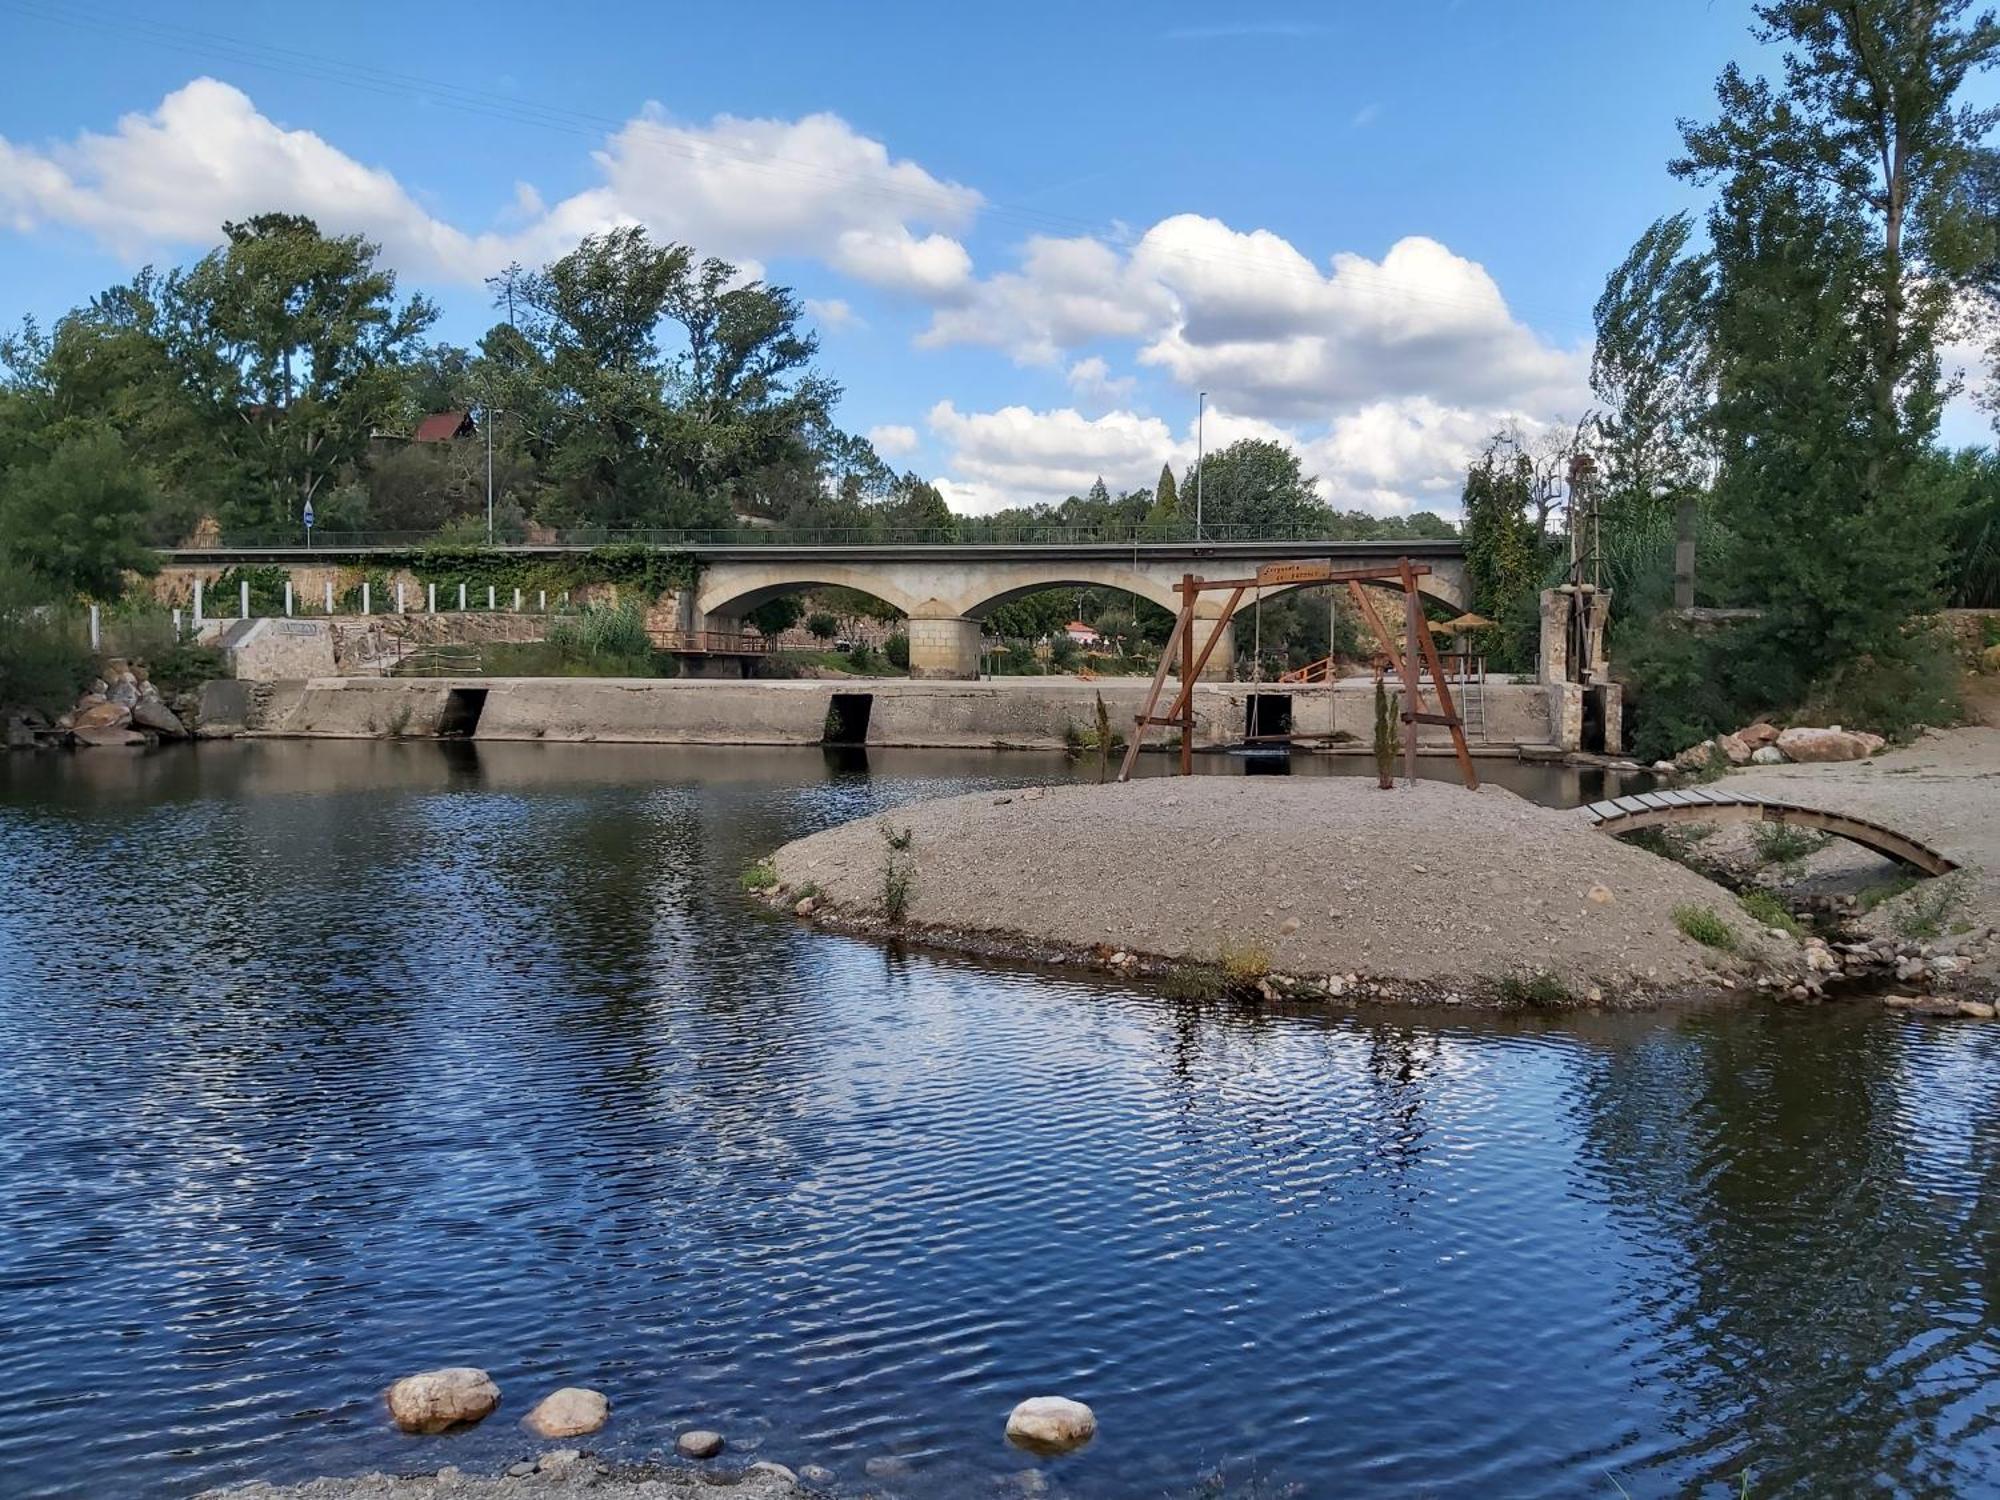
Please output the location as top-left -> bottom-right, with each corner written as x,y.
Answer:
0,742 -> 1994,1498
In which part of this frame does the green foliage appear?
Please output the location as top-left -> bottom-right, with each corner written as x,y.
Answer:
1739,889 -> 1805,938
1893,872 -> 1972,941
1860,874 -> 1922,912
545,599 -> 654,668
1048,635 -> 1082,671
0,569 -> 92,715
804,610 -> 839,642
844,641 -> 877,672
1673,904 -> 1738,951
879,822 -> 915,922
1791,627 -> 1962,739
1459,434 -> 1558,671
745,594 -> 805,639
145,639 -> 226,697
1496,970 -> 1572,1006
1178,439 -> 1325,533
740,859 -> 779,893
1217,938 -> 1272,986
204,564 -> 290,618
884,632 -> 910,670
0,428 -> 160,599
403,543 -> 698,601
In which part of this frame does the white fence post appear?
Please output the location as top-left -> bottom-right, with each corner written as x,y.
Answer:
427,583 -> 437,613
513,587 -> 522,612
172,607 -> 183,637
487,585 -> 496,611
458,583 -> 467,611
194,580 -> 205,627
325,580 -> 335,614
538,589 -> 546,612
89,603 -> 101,651
362,581 -> 371,616
240,580 -> 250,619
284,581 -> 293,616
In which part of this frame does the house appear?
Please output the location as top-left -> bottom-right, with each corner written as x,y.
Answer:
412,410 -> 477,443
1065,620 -> 1100,646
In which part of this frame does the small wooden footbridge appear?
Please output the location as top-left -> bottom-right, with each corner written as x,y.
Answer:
1584,788 -> 1958,876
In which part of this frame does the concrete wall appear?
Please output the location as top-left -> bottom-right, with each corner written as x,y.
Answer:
236,674 -> 1555,753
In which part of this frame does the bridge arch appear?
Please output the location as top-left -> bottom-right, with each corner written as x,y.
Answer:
957,566 -> 1185,621
1586,792 -> 1957,877
695,566 -> 924,623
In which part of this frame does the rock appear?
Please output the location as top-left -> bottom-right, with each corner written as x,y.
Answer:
384,1367 -> 501,1434
1005,1396 -> 1097,1455
523,1387 -> 609,1438
105,677 -> 139,707
864,1455 -> 912,1479
1957,1000 -> 1996,1019
1279,916 -> 1300,935
1715,732 -> 1751,766
72,725 -> 145,747
1737,721 -> 1781,751
1652,759 -> 1677,775
1587,883 -> 1615,906
535,1450 -> 585,1476
1750,746 -> 1786,765
1774,726 -> 1878,763
748,1462 -> 799,1484
505,1461 -> 535,1478
676,1429 -> 725,1460
1674,740 -> 1715,771
794,896 -> 817,917
1884,994 -> 1923,1008
1983,643 -> 2000,675
798,1465 -> 837,1486
130,697 -> 188,738
73,699 -> 132,731
1913,997 -> 1962,1017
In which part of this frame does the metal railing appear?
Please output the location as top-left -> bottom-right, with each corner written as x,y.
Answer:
163,521 -> 1462,552
647,629 -> 774,655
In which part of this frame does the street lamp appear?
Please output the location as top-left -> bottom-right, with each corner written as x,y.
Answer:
1195,391 -> 1207,541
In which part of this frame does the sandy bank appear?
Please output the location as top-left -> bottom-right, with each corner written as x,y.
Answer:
199,1455 -> 804,1499
768,776 -> 1799,1005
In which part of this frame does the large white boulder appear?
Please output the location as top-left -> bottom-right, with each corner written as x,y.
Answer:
524,1386 -> 609,1438
384,1367 -> 501,1434
1005,1396 -> 1097,1454
1775,727 -> 1883,762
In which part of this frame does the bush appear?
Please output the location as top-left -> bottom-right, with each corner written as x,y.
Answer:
146,640 -> 226,697
805,610 -> 839,643
884,632 -> 910,670
1673,904 -> 1738,951
845,641 -> 876,672
1749,822 -> 1832,872
1792,626 -> 1961,740
1739,889 -> 1804,938
546,600 -> 653,664
1496,969 -> 1571,1005
0,577 -> 92,716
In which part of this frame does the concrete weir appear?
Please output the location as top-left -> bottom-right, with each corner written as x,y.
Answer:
213,674 -> 1558,752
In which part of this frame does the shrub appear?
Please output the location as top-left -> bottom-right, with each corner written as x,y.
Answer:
740,859 -> 779,893
146,640 -> 227,698
1218,938 -> 1272,986
1739,889 -> 1804,938
878,822 -> 915,921
1673,904 -> 1738,951
0,579 -> 92,716
884,632 -> 910,670
1894,872 -> 1971,941
544,599 -> 654,671
1749,822 -> 1832,872
1792,626 -> 1961,740
1496,969 -> 1571,1005
805,611 -> 839,643
845,641 -> 876,672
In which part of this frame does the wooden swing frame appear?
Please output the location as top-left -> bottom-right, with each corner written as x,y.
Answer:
1114,556 -> 1479,789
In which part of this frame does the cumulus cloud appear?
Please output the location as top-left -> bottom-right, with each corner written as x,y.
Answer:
1066,355 -> 1136,402
0,79 -> 982,293
922,213 -> 1587,419
867,422 -> 919,456
804,297 -> 860,330
927,400 -> 1176,506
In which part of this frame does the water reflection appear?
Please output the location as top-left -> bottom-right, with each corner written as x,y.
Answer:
0,743 -> 1987,1500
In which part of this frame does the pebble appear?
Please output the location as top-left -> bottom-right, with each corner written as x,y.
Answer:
748,1461 -> 799,1483
676,1430 -> 725,1460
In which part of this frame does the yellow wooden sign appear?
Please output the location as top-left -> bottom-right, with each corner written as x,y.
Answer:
1255,560 -> 1334,587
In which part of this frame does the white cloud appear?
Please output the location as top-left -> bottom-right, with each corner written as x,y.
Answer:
928,400 -> 1176,504
922,213 -> 1587,421
1066,355 -> 1136,402
805,297 -> 860,330
867,423 -> 919,456
0,79 -> 982,294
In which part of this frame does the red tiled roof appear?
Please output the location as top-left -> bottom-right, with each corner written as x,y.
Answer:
412,411 -> 473,442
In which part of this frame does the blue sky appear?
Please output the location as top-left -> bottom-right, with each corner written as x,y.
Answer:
2,2 -> 1980,512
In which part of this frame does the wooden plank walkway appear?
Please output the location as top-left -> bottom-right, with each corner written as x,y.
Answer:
1583,792 -> 1957,876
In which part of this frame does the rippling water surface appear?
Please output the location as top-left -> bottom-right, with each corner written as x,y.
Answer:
0,743 -> 1995,1499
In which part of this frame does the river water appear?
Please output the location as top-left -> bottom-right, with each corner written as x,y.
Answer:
0,743 -> 1994,1499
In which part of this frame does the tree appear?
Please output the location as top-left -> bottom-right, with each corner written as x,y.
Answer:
0,428 -> 160,599
805,610 -> 839,643
179,214 -> 436,531
1590,212 -> 1716,525
878,471 -> 956,538
1459,434 -> 1556,670
1675,0 -> 2000,670
1151,462 -> 1179,526
746,595 -> 805,639
1179,439 -> 1327,534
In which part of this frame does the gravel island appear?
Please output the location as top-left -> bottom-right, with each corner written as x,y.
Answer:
768,776 -> 1801,1005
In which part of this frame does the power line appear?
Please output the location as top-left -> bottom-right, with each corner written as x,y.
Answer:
2,0 -> 1591,336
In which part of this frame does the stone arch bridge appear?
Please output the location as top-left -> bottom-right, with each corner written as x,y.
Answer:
160,538 -> 1468,679
686,538 -> 1466,677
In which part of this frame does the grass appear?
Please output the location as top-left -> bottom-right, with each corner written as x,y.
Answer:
1749,821 -> 1833,873
1674,903 -> 1738,951
879,822 -> 915,921
1161,962 -> 1229,1001
1620,825 -> 1710,868
1496,969 -> 1572,1005
1217,938 -> 1272,986
1859,873 -> 1921,912
1894,872 -> 1972,941
740,859 -> 779,893
1739,888 -> 1805,939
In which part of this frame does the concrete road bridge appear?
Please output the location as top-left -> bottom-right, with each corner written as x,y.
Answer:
159,537 -> 1468,679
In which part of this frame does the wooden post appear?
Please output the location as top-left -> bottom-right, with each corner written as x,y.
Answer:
1180,574 -> 1195,776
1402,579 -> 1420,785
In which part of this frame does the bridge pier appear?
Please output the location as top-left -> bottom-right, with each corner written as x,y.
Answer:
907,616 -> 983,679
